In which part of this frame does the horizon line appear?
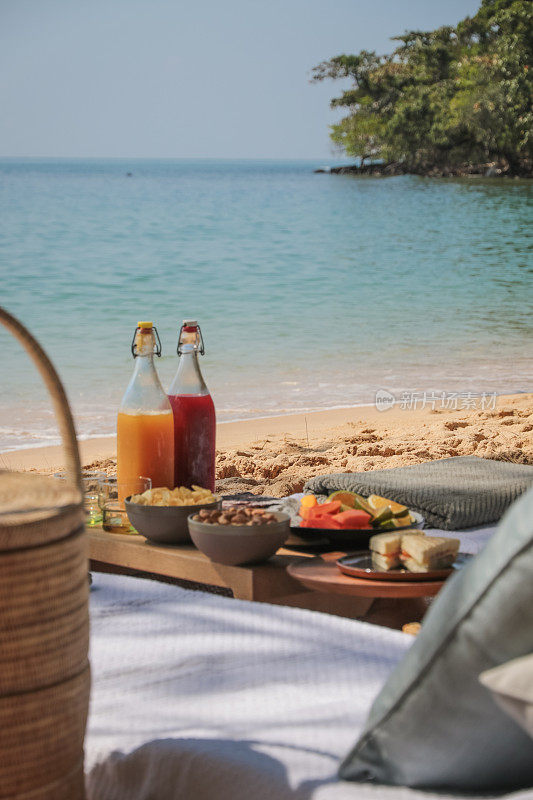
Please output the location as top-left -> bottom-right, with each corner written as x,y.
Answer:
0,154 -> 350,163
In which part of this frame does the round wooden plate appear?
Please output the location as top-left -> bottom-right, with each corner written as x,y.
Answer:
287,556 -> 447,598
337,551 -> 472,582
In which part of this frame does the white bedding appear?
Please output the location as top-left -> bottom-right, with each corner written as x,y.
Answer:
85,535 -> 532,799
86,572 -> 410,799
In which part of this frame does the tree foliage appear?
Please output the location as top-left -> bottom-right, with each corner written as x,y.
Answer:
312,0 -> 532,173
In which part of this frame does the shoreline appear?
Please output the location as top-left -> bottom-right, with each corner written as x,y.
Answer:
1,393 -> 531,496
0,402 -> 384,471
315,160 -> 533,179
1,390 -> 528,458
0,401 -> 380,457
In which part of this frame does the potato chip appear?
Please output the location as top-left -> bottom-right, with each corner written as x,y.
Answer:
128,485 -> 216,507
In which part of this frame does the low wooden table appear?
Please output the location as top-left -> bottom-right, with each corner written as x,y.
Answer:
287,553 -> 440,628
89,529 -> 437,627
88,527 -> 374,618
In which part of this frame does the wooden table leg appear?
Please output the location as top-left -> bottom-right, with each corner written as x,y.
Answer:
359,596 -> 434,630
268,591 -> 374,619
91,560 -> 374,618
90,561 -> 234,596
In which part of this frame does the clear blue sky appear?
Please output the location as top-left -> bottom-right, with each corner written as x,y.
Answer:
0,0 -> 480,159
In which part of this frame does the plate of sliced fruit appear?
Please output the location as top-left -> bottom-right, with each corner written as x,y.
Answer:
292,491 -> 424,548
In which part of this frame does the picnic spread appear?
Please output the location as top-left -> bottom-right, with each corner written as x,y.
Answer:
85,485 -> 533,798
2,308 -> 533,799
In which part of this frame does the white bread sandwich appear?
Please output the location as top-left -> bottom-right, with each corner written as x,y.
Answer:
369,532 -> 402,570
400,534 -> 460,573
370,531 -> 426,571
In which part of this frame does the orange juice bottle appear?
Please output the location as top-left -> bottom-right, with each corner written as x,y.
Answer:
117,322 -> 174,498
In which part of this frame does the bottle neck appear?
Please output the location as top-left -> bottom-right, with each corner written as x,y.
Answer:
169,345 -> 209,396
134,328 -> 156,358
132,350 -> 157,379
120,338 -> 171,413
131,331 -> 159,385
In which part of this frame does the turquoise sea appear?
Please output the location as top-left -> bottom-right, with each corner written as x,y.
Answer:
0,158 -> 531,452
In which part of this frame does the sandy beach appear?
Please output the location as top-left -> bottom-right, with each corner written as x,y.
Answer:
1,393 -> 531,497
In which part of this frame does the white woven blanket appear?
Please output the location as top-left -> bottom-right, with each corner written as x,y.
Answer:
85,572 -> 410,799
85,527 -> 532,800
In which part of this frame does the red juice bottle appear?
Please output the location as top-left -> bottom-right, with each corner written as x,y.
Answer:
168,320 -> 216,491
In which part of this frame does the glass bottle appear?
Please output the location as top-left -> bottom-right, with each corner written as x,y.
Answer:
168,320 -> 216,491
117,322 -> 174,497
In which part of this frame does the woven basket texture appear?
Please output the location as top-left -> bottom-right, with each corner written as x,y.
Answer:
0,307 -> 90,800
0,472 -> 83,550
8,759 -> 85,800
0,668 -> 90,797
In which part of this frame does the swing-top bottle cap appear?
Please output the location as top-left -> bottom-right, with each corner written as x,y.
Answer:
138,321 -> 153,329
178,320 -> 204,355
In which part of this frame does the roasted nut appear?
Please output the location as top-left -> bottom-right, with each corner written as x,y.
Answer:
197,506 -> 278,527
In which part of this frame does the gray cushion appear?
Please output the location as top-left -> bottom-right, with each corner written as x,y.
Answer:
305,456 -> 533,529
339,486 -> 533,791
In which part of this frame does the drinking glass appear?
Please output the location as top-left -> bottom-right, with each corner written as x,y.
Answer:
53,470 -> 106,527
98,477 -> 152,533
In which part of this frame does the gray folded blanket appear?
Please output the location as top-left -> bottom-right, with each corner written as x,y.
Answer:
304,456 -> 533,530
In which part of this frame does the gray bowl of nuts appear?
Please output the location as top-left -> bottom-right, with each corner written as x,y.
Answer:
187,506 -> 290,566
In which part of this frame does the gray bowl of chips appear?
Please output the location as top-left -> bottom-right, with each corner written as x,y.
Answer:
125,487 -> 221,544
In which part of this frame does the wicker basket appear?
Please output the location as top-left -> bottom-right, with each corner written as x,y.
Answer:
0,308 -> 90,800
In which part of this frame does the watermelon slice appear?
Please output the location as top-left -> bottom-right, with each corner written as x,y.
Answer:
308,500 -> 341,517
300,516 -> 342,530
331,509 -> 372,529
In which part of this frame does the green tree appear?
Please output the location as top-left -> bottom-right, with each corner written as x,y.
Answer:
312,0 -> 532,174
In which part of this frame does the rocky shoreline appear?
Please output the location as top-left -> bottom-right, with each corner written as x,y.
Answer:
315,159 -> 532,178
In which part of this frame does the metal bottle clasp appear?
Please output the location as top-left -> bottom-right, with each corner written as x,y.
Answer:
131,325 -> 162,358
177,323 -> 205,356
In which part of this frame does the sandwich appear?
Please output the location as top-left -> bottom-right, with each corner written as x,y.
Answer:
369,530 -> 426,571
400,534 -> 460,573
369,532 -> 402,570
